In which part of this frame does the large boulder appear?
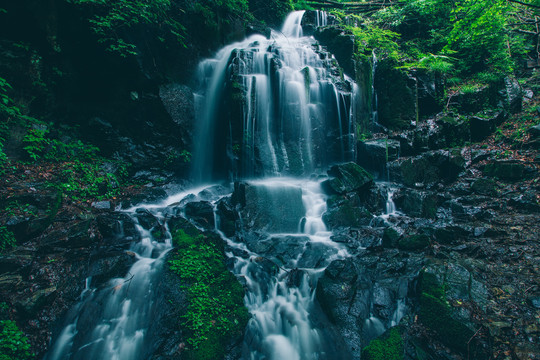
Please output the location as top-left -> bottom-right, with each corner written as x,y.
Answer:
389,150 -> 465,187
316,252 -> 424,358
232,181 -> 305,233
323,194 -> 374,229
393,189 -> 439,219
417,261 -> 490,359
322,162 -> 374,195
314,26 -> 356,77
357,139 -> 400,176
483,161 -> 528,181
374,59 -> 416,130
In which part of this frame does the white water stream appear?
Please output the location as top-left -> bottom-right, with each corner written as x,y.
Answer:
45,11 -> 406,360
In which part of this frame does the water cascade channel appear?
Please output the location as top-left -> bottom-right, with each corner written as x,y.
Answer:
45,11 -> 405,360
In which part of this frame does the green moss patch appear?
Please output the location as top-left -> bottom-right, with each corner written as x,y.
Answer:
362,326 -> 404,360
0,319 -> 33,360
168,229 -> 249,360
418,272 -> 474,354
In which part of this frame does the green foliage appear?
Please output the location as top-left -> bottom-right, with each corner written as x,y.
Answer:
0,227 -> 16,254
51,160 -> 128,200
0,146 -> 7,176
0,320 -> 33,360
347,20 -> 400,61
446,0 -> 511,74
249,0 -> 293,25
66,0 -> 187,57
168,229 -> 249,360
362,327 -> 404,360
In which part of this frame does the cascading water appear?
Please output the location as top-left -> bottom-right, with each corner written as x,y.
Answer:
46,11 -> 382,360
192,10 -> 356,182
225,178 -> 349,360
45,213 -> 172,360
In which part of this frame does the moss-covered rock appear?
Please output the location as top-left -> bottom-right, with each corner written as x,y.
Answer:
471,178 -> 498,196
398,234 -> 430,251
382,227 -> 401,248
484,161 -> 526,181
417,267 -> 488,359
322,162 -> 374,195
167,227 -> 249,360
374,59 -> 416,130
361,326 -> 404,360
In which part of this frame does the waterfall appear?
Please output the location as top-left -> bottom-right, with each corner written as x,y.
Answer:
192,11 -> 356,182
45,215 -> 172,360
46,11 -> 361,360
226,178 -> 349,360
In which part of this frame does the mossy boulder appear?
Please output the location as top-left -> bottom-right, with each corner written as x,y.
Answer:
398,234 -> 430,251
393,189 -> 439,219
323,194 -> 373,229
484,161 -> 526,181
398,150 -> 465,187
382,227 -> 401,248
471,178 -> 498,196
374,59 -> 416,130
322,162 -> 374,195
417,264 -> 489,359
167,227 -> 249,360
361,326 -> 404,360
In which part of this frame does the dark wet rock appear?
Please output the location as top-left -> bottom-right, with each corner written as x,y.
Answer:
509,191 -> 540,212
121,187 -> 168,208
135,208 -> 161,230
471,178 -> 498,196
528,296 -> 540,309
398,234 -> 430,251
439,114 -> 470,147
91,201 -> 111,210
417,262 -> 490,358
357,139 -> 400,175
97,213 -> 139,248
374,59 -> 417,130
322,162 -> 374,195
499,77 -> 522,114
297,242 -> 339,268
528,124 -> 540,138
393,189 -> 439,219
360,184 -> 390,215
314,26 -> 355,77
331,227 -> 383,251
88,251 -> 136,287
450,85 -> 492,114
245,234 -> 309,267
483,161 -> 527,181
469,111 -> 506,141
316,252 -> 424,357
391,150 -> 465,187
433,225 -> 472,245
215,197 -> 238,237
184,201 -> 215,230
382,228 -> 401,248
323,193 -> 373,229
232,181 -> 305,233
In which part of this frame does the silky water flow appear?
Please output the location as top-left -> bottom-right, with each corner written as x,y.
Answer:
45,11 -> 404,360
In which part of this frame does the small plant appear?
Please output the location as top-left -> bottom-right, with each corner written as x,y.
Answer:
0,320 -> 33,360
0,227 -> 16,253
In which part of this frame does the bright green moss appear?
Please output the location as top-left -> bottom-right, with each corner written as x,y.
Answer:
362,326 -> 404,360
0,320 -> 33,360
169,229 -> 249,360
